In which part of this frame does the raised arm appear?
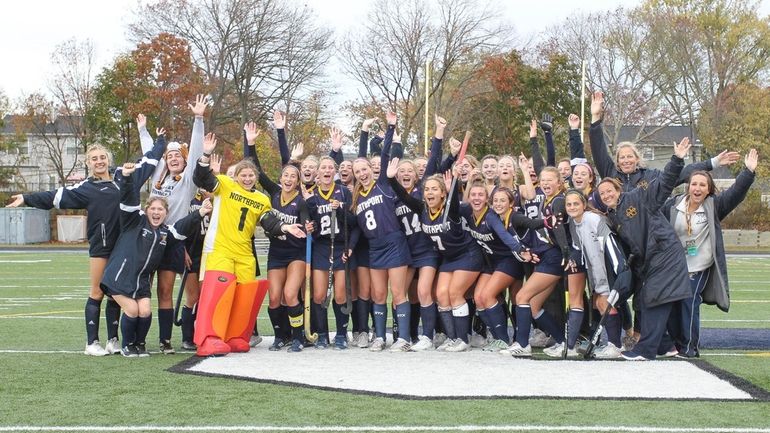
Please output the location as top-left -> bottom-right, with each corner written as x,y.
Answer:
517,153 -> 536,201
568,114 -> 586,165
117,163 -> 142,231
530,120 -> 545,175
272,110 -> 292,166
540,113 -> 556,166
358,118 -> 376,158
386,157 -> 424,214
193,133 -> 220,193
378,112 -> 396,181
137,114 -> 154,154
184,94 -> 207,181
328,126 -> 345,166
715,149 -> 758,220
588,91 -> 616,178
439,137 -> 461,173
643,137 -> 690,210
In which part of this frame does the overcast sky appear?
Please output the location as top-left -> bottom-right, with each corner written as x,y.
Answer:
1,0 -> 768,108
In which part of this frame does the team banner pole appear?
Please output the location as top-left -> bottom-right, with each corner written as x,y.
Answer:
580,59 -> 586,143
424,59 -> 431,156
441,131 -> 471,224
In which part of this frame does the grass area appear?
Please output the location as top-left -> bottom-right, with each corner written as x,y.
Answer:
0,252 -> 769,432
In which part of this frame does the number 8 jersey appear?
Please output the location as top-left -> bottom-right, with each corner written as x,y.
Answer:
203,174 -> 272,257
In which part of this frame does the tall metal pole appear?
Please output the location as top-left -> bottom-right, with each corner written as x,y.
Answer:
424,59 -> 431,156
580,59 -> 586,143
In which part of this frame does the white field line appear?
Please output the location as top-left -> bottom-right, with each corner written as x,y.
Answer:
702,319 -> 770,322
1,426 -> 770,433
0,260 -> 52,263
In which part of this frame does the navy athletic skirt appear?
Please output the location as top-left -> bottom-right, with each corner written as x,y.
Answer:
157,241 -> 185,274
311,240 -> 346,271
352,237 -> 370,268
482,255 -> 525,279
368,231 -> 412,269
439,246 -> 484,273
267,244 -> 306,270
533,247 -> 564,277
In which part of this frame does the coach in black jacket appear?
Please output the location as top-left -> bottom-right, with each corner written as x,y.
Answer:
100,163 -> 210,357
597,138 -> 693,361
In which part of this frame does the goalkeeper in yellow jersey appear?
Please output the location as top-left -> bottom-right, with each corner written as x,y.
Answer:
193,133 -> 306,357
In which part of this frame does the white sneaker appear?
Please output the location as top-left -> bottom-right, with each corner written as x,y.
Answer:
436,337 -> 455,352
84,340 -> 109,356
355,332 -> 369,348
369,337 -> 385,352
432,332 -> 447,349
482,339 -> 509,352
445,339 -> 470,352
594,342 -> 622,359
469,333 -> 487,348
390,338 -> 412,352
411,335 -> 434,352
249,334 -> 263,347
105,337 -> 121,355
529,328 -> 554,348
502,342 -> 532,357
543,342 -> 579,358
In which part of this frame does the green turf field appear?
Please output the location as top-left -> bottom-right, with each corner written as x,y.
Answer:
0,251 -> 769,433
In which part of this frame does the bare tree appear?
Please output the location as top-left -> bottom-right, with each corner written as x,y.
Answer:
48,38 -> 95,160
340,0 -> 509,148
129,0 -> 333,138
548,8 -> 674,145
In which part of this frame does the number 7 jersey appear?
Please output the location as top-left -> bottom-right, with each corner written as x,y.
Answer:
203,174 -> 273,257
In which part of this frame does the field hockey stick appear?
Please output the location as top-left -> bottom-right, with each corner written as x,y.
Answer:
304,233 -> 318,343
441,131 -> 471,224
323,208 -> 336,309
341,208 -> 353,315
581,289 -> 619,359
173,267 -> 189,327
562,271 -> 569,359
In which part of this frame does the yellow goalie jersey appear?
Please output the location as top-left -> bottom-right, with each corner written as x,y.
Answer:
202,174 -> 272,257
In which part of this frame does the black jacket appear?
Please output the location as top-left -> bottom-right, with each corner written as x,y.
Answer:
604,155 -> 690,308
22,136 -> 166,257
100,171 -> 201,298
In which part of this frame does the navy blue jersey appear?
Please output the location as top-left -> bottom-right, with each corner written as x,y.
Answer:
466,207 -> 541,259
185,192 -> 209,260
518,189 -> 568,255
419,202 -> 479,260
394,187 -> 436,257
267,190 -> 308,252
306,185 -> 353,246
354,177 -> 401,240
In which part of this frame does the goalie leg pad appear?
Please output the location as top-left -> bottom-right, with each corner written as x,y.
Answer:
224,279 -> 268,352
194,271 -> 237,356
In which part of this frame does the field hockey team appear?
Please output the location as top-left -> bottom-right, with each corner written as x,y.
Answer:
7,91 -> 759,361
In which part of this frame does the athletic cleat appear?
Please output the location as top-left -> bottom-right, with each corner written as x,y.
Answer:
135,343 -> 150,357
482,339 -> 509,352
120,345 -> 139,358
621,350 -> 650,361
159,340 -> 175,355
226,337 -> 251,353
432,332 -> 447,349
288,339 -> 304,352
269,338 -> 289,351
543,342 -> 578,358
181,341 -> 197,351
196,337 -> 231,357
436,337 -> 455,352
445,339 -> 470,352
354,332 -> 369,348
411,335 -> 434,352
334,335 -> 348,350
351,332 -> 359,345
249,334 -> 263,347
390,338 -> 412,352
529,329 -> 554,348
369,337 -> 385,352
84,340 -> 109,357
594,342 -> 622,359
105,337 -> 121,355
469,333 -> 487,348
503,342 -> 532,357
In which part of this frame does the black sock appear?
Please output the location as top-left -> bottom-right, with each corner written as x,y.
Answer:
85,297 -> 101,344
157,308 -> 173,342
120,314 -> 138,348
515,305 -> 532,347
355,298 -> 370,333
534,310 -> 564,344
409,303 -> 420,342
420,303 -> 437,339
453,304 -> 470,343
373,303 -> 387,340
487,302 -> 509,342
287,303 -> 304,341
181,305 -> 195,344
350,298 -> 361,333
567,309 -> 584,349
332,302 -> 349,337
438,308 -> 456,340
391,305 -> 398,340
278,305 -> 290,340
395,302 -> 410,342
136,314 -> 153,345
606,313 -> 622,347
105,299 -> 120,341
268,307 -> 284,340
311,302 -> 328,335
